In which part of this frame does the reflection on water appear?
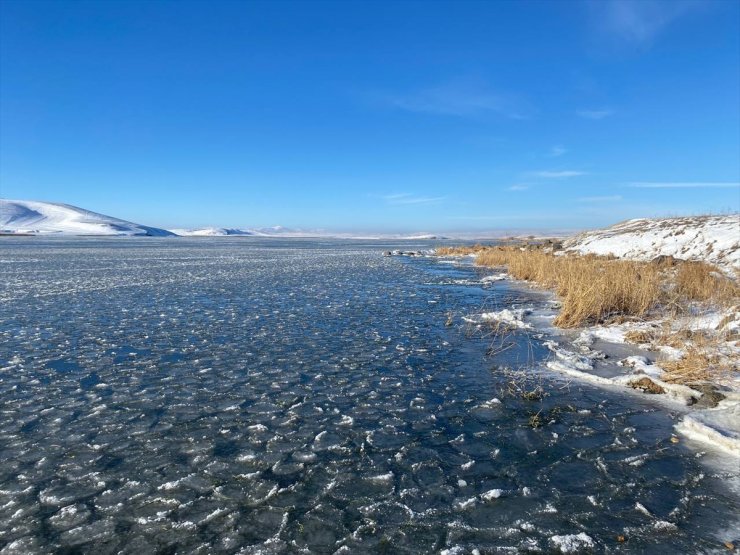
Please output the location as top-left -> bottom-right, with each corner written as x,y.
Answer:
0,238 -> 737,553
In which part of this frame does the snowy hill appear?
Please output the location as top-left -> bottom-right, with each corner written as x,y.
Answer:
0,199 -> 174,236
169,226 -> 323,237
564,215 -> 740,269
167,226 -> 444,239
168,227 -> 254,237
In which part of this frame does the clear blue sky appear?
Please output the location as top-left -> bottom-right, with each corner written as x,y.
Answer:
1,0 -> 738,232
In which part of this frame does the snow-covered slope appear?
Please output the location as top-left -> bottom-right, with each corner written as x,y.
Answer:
0,199 -> 174,237
564,215 -> 740,269
168,227 -> 447,239
169,226 -> 322,237
169,227 -> 254,237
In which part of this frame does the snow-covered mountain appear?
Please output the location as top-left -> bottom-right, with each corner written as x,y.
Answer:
564,214 -> 740,269
0,199 -> 174,236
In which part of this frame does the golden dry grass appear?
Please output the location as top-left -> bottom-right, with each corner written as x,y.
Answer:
623,329 -> 656,344
655,317 -> 739,384
660,346 -> 733,384
473,247 -> 662,327
444,245 -> 740,329
435,244 -> 491,256
673,261 -> 740,305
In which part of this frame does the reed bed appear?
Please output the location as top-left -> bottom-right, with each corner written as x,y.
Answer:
457,245 -> 740,384
673,261 -> 740,305
474,247 -> 664,327
443,245 -> 738,326
436,245 -> 491,256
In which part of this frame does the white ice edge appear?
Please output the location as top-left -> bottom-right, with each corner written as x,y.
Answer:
462,308 -> 532,329
545,344 -> 740,458
674,397 -> 740,457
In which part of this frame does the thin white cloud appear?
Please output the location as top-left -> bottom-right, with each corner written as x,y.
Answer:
577,109 -> 614,120
548,145 -> 567,157
591,0 -> 702,45
507,185 -> 529,191
531,170 -> 588,179
628,182 -> 740,188
382,193 -> 446,205
578,195 -> 623,202
381,80 -> 533,119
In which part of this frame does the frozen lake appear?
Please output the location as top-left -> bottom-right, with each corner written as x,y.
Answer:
0,238 -> 737,553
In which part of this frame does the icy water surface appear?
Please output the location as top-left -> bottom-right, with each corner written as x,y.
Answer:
0,238 -> 738,554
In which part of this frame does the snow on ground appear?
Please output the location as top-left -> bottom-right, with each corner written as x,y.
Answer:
0,199 -> 174,237
563,214 -> 740,270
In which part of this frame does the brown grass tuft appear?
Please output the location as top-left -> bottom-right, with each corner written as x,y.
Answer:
629,377 -> 665,394
624,329 -> 656,344
660,347 -> 732,384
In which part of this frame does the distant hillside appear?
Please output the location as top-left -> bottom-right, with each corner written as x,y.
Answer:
564,215 -> 740,269
0,199 -> 174,236
168,228 -> 254,237
169,227 -> 447,239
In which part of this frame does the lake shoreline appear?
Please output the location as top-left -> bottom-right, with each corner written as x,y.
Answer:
429,246 -> 740,460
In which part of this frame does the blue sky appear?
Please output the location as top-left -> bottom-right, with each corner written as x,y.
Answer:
1,0 -> 738,232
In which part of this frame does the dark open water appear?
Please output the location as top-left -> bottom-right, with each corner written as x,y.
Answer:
0,238 -> 737,554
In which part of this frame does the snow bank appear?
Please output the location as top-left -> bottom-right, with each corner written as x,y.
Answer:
0,199 -> 174,237
563,214 -> 740,270
675,397 -> 740,457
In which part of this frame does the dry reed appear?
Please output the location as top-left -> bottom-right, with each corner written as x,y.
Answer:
673,261 -> 740,305
436,245 -> 490,256
660,346 -> 733,384
474,247 -> 662,327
